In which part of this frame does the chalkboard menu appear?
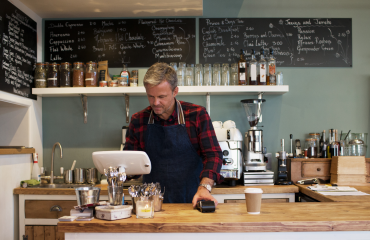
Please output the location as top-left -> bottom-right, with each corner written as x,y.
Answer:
0,0 -> 37,99
44,18 -> 196,68
199,18 -> 352,67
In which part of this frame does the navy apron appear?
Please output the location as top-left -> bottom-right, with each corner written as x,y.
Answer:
143,100 -> 203,203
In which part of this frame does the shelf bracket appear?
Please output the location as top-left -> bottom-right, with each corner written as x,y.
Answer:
80,94 -> 88,124
206,92 -> 210,116
124,94 -> 130,123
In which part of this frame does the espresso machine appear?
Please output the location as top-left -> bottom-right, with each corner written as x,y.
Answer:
213,120 -> 243,186
241,97 -> 267,172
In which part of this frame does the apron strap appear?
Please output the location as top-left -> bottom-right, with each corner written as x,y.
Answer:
148,99 -> 185,125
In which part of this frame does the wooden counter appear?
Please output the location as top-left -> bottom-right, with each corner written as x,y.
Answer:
14,184 -> 298,195
58,202 -> 370,233
297,183 -> 370,202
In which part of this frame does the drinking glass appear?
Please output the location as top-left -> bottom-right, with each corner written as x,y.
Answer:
185,67 -> 194,86
203,64 -> 212,86
230,63 -> 238,85
222,63 -> 230,86
194,64 -> 203,86
177,67 -> 185,86
170,62 -> 177,71
213,63 -> 221,86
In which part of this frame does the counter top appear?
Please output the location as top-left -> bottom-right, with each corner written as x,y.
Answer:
297,183 -> 370,202
13,184 -> 298,195
58,202 -> 370,233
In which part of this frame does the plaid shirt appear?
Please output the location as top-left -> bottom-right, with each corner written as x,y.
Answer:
124,99 -> 224,184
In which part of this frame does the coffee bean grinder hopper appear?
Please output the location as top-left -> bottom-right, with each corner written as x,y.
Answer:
241,95 -> 267,172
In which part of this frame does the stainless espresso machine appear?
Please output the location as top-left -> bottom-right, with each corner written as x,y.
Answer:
213,120 -> 243,186
241,98 -> 267,172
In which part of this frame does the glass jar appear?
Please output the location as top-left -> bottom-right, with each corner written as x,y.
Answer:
170,62 -> 178,71
349,138 -> 367,156
177,64 -> 185,86
85,61 -> 98,87
305,138 -> 317,158
34,63 -> 47,88
203,64 -> 212,86
47,63 -> 59,88
222,63 -> 230,86
60,62 -> 72,87
213,63 -> 221,86
73,62 -> 85,87
136,197 -> 154,219
309,133 -> 320,158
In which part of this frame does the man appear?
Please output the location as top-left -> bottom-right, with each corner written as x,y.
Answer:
124,62 -> 223,207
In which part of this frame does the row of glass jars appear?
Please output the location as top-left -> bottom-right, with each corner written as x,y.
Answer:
170,62 -> 283,87
34,62 -> 98,88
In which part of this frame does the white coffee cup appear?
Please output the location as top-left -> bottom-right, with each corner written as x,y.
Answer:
244,188 -> 263,214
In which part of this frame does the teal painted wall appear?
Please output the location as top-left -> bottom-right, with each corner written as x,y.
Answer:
42,0 -> 370,178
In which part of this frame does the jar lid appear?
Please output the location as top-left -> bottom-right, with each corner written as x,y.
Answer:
309,133 -> 320,136
86,61 -> 97,65
74,62 -> 84,65
36,62 -> 46,65
305,138 -> 316,141
50,62 -> 58,66
61,62 -> 71,65
349,138 -> 364,145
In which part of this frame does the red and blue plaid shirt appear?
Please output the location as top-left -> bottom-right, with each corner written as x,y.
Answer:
124,99 -> 224,184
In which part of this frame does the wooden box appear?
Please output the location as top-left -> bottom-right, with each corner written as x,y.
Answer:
330,156 -> 367,175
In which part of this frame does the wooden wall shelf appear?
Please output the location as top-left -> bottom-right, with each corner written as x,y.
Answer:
0,147 -> 35,155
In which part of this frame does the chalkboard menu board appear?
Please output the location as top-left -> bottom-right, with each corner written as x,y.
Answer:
0,0 -> 37,99
199,18 -> 352,67
44,18 -> 196,68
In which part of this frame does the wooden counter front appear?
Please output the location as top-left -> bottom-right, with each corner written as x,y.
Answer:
58,202 -> 370,233
297,183 -> 370,202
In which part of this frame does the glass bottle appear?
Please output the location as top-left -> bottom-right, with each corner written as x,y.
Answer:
238,49 -> 247,85
85,61 -> 98,87
73,62 -> 85,87
47,63 -> 59,88
60,62 -> 72,87
330,129 -> 340,157
212,63 -> 221,86
221,63 -> 230,86
120,64 -> 130,87
258,48 -> 267,85
268,48 -> 276,85
265,51 -> 270,85
320,130 -> 328,158
35,63 -> 47,88
249,49 -> 257,85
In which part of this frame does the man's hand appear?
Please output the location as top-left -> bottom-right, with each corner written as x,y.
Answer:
192,177 -> 218,208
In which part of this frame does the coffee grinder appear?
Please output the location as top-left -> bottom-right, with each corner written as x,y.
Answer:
241,96 -> 267,171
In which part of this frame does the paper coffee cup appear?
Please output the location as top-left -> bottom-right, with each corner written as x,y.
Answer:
244,188 -> 263,214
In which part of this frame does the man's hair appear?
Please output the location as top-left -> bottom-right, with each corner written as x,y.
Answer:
143,62 -> 178,91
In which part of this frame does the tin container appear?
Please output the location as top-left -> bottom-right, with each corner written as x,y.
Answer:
64,170 -> 74,184
86,168 -> 98,184
74,168 -> 86,184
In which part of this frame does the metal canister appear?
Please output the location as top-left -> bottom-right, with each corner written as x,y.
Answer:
86,168 -> 98,184
74,168 -> 86,184
64,170 -> 74,184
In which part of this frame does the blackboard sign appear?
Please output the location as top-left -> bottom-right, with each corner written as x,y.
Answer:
44,18 -> 196,68
0,0 -> 37,99
199,18 -> 352,67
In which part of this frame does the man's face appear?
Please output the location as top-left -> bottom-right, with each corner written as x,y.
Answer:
145,81 -> 178,120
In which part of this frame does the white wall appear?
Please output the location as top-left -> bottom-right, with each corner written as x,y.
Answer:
0,1 -> 43,240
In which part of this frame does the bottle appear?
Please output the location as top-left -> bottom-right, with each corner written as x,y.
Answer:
257,48 -> 267,85
330,129 -> 340,157
120,64 -> 130,86
249,49 -> 257,85
320,130 -> 327,158
265,50 -> 270,85
238,49 -> 247,85
268,48 -> 276,85
31,153 -> 41,182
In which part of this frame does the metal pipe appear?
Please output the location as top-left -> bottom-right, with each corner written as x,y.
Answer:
50,142 -> 63,184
